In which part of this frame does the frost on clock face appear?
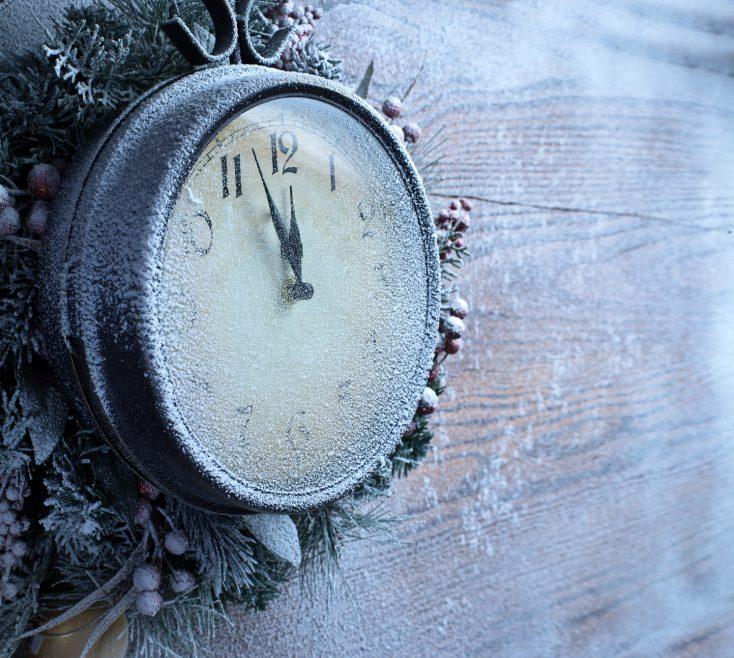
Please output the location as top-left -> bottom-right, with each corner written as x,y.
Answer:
152,96 -> 430,503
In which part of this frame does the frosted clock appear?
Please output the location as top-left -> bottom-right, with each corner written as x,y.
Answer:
40,66 -> 440,512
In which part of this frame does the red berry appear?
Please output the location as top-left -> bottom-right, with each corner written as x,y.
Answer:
170,569 -> 196,594
26,200 -> 49,236
443,316 -> 465,339
0,184 -> 12,213
456,213 -> 470,232
454,238 -> 464,249
390,124 -> 405,142
445,338 -> 461,355
164,530 -> 188,555
448,200 -> 459,211
402,122 -> 421,143
312,6 -> 323,19
459,198 -> 474,211
428,366 -> 440,383
136,590 -> 163,617
382,96 -> 403,119
138,479 -> 160,500
133,564 -> 161,592
417,387 -> 438,415
439,251 -> 447,261
402,421 -> 416,439
27,164 -> 61,201
134,498 -> 152,525
450,298 -> 469,319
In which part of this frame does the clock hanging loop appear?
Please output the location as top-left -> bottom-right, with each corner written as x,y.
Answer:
161,0 -> 295,66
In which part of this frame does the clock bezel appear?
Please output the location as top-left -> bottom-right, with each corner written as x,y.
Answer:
41,65 -> 441,513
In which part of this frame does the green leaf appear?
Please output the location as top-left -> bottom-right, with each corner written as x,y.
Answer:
243,513 -> 301,567
17,371 -> 67,464
355,59 -> 374,99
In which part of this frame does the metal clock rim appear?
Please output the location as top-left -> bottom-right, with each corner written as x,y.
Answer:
152,74 -> 439,507
43,65 -> 440,514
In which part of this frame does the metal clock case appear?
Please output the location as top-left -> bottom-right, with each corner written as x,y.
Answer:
40,65 -> 440,513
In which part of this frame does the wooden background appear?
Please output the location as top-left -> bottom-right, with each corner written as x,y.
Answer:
214,1 -> 734,656
2,0 -> 731,655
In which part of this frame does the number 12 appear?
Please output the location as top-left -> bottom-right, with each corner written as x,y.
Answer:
270,131 -> 298,174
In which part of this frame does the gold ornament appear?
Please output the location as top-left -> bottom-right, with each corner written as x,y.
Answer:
32,606 -> 128,658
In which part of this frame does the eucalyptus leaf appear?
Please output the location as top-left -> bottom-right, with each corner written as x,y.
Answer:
243,513 -> 301,567
17,372 -> 68,464
355,59 -> 374,99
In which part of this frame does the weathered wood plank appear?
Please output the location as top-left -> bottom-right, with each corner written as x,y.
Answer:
212,0 -> 734,655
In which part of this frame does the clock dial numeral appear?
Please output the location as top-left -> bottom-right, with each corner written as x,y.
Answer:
191,373 -> 213,395
337,379 -> 353,402
236,404 -> 253,424
373,262 -> 391,288
220,154 -> 243,199
358,199 -> 377,238
180,290 -> 198,329
287,410 -> 310,449
182,211 -> 213,256
220,155 -> 229,198
270,131 -> 278,174
233,154 -> 243,198
270,130 -> 299,175
329,153 -> 336,191
236,404 -> 253,443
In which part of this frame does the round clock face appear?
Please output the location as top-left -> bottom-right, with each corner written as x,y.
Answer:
153,94 -> 432,504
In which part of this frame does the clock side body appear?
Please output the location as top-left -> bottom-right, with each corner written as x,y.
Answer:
39,65 -> 441,513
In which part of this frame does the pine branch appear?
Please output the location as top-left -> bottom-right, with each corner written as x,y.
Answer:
169,501 -> 258,598
20,538 -> 146,640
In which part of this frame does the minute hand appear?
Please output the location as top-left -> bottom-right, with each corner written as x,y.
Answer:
252,148 -> 291,264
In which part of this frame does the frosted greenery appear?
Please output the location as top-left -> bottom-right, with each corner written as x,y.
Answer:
0,2 -> 464,656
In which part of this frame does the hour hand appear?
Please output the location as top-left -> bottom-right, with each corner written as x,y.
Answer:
287,186 -> 314,301
288,186 -> 303,278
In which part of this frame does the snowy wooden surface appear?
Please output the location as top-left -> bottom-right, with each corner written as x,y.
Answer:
222,0 -> 734,655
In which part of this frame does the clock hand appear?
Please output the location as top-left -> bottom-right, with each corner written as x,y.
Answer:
251,149 -> 313,301
287,186 -> 314,300
252,148 -> 291,262
288,186 -> 304,280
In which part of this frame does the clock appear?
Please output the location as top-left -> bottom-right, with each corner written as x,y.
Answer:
40,65 -> 440,513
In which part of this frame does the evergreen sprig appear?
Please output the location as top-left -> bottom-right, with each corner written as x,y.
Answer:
0,2 -> 469,656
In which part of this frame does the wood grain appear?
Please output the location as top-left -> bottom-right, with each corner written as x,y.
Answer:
214,1 -> 734,656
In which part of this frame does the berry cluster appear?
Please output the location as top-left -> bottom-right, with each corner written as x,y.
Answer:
436,197 -> 472,262
0,161 -> 65,239
0,475 -> 30,603
263,1 -> 324,71
379,96 -> 422,146
133,479 -> 194,617
414,197 -> 472,420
